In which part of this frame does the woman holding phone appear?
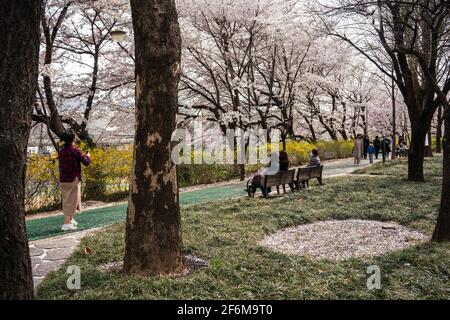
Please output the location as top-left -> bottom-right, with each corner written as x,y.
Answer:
58,130 -> 91,231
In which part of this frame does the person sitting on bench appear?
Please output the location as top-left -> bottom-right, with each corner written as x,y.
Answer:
396,142 -> 408,158
308,149 -> 321,167
279,150 -> 289,172
296,149 -> 322,189
247,152 -> 286,196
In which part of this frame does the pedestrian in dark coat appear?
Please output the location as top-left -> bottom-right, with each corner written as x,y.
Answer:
373,136 -> 381,159
363,136 -> 370,159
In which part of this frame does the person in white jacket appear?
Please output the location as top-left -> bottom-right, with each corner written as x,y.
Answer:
353,134 -> 364,165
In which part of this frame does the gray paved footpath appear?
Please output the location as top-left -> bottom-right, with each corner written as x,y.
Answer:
31,229 -> 100,288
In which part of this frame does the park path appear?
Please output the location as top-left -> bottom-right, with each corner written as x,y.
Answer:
30,228 -> 101,288
30,157 -> 380,288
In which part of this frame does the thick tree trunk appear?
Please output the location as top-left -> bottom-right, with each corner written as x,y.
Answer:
432,108 -> 450,242
436,105 -> 443,154
0,0 -> 41,299
124,0 -> 183,276
408,128 -> 427,182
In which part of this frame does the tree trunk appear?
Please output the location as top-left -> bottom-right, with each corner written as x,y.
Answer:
317,115 -> 338,141
303,116 -> 317,142
124,0 -> 183,276
339,129 -> 348,141
408,128 -> 426,182
239,164 -> 246,181
436,105 -> 443,154
0,0 -> 41,299
425,129 -> 433,157
239,138 -> 249,181
75,127 -> 96,150
281,134 -> 287,150
432,108 -> 450,242
391,75 -> 396,160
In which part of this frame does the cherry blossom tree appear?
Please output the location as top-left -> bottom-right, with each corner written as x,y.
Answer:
33,0 -> 134,148
124,0 -> 183,275
318,0 -> 450,182
178,0 -> 302,178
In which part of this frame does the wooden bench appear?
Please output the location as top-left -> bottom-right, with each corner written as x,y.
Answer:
310,165 -> 324,185
295,167 -> 312,190
247,166 -> 323,198
295,165 -> 323,190
262,173 -> 282,198
246,169 -> 296,198
279,169 -> 296,195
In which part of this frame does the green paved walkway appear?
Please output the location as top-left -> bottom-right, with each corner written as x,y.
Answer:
27,158 -> 380,241
27,183 -> 244,241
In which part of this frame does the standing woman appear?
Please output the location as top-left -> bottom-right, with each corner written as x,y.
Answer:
58,130 -> 91,231
353,134 -> 364,165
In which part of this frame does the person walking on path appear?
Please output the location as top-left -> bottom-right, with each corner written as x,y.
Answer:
367,142 -> 376,164
363,135 -> 370,159
384,137 -> 392,158
373,136 -> 381,159
58,130 -> 91,231
353,134 -> 364,165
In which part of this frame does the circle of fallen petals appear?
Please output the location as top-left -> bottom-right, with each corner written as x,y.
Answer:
260,220 -> 428,261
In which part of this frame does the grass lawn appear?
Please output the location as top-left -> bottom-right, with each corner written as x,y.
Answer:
36,158 -> 450,299
353,157 -> 443,179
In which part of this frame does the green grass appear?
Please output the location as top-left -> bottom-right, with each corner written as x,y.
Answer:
353,156 -> 443,179
36,158 -> 450,300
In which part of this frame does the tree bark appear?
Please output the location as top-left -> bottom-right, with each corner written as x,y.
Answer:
124,0 -> 183,276
408,127 -> 427,182
281,134 -> 287,151
391,76 -> 396,160
432,107 -> 450,242
239,138 -> 250,181
239,164 -> 246,181
0,0 -> 41,299
436,105 -> 443,153
425,129 -> 433,157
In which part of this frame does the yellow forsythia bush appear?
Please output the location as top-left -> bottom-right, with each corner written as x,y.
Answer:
81,143 -> 132,200
284,140 -> 354,166
25,144 -> 132,212
26,153 -> 61,212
